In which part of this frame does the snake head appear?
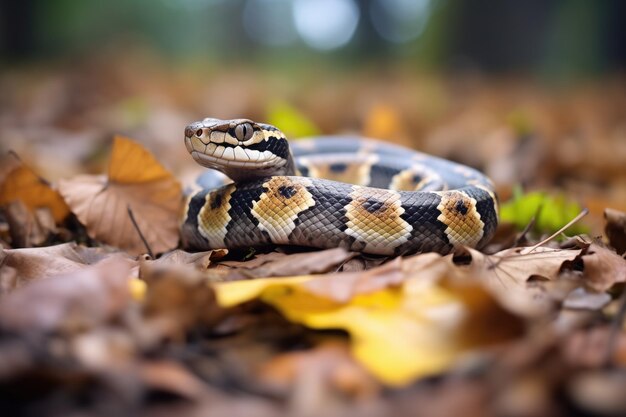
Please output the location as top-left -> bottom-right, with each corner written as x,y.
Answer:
185,117 -> 294,180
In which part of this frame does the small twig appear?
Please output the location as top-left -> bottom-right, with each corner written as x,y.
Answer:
526,208 -> 589,254
604,284 -> 626,367
127,205 -> 154,258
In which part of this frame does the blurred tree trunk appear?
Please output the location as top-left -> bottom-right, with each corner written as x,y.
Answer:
0,0 -> 36,59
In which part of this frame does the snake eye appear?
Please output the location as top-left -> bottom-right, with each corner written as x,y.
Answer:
234,123 -> 253,141
185,127 -> 194,138
195,129 -> 203,137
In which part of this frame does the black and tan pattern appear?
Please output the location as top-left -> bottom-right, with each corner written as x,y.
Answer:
182,117 -> 499,255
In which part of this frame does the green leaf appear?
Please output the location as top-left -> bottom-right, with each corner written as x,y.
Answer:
500,186 -> 588,235
266,102 -> 321,139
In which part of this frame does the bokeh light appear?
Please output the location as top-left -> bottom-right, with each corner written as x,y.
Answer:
243,0 -> 298,46
370,0 -> 432,43
293,0 -> 359,50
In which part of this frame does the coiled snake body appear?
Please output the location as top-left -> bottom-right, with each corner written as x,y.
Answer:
182,118 -> 498,256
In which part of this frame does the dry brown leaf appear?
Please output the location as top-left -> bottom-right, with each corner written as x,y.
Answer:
0,242 -> 129,289
139,360 -> 210,401
303,258 -> 404,303
223,247 -> 356,278
140,261 -> 222,340
605,208 -> 626,255
0,152 -> 70,223
4,201 -> 49,247
59,136 -> 183,255
150,249 -> 228,270
568,370 -> 626,415
257,341 -> 379,402
462,246 -> 582,317
562,287 -> 611,310
0,263 -> 17,295
0,256 -> 134,333
579,243 -> 626,292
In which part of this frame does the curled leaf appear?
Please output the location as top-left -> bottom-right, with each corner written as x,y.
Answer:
59,136 -> 183,255
605,208 -> 626,255
579,244 -> 626,292
0,152 -> 70,223
460,246 -> 582,318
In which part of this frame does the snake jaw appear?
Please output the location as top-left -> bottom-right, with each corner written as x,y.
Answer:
185,117 -> 295,179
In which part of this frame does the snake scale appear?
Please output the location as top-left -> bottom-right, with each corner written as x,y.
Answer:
181,118 -> 498,256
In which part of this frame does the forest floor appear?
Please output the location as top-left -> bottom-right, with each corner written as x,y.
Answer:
1,56 -> 626,416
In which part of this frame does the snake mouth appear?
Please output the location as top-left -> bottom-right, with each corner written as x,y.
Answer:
187,139 -> 285,170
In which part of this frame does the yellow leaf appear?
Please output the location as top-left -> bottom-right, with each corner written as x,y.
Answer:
129,278 -> 147,301
362,104 -> 404,140
0,152 -> 70,223
214,269 -> 515,386
59,137 -> 182,255
266,102 -> 321,139
215,275 -> 314,308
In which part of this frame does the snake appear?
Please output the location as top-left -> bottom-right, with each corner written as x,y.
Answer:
181,118 -> 498,256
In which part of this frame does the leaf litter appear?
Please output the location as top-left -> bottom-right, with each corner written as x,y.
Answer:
0,124 -> 625,415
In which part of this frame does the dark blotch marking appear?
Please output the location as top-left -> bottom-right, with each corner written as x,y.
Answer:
246,136 -> 290,159
278,185 -> 297,199
412,174 -> 423,183
362,198 -> 385,213
455,200 -> 468,215
329,162 -> 348,173
210,192 -> 223,209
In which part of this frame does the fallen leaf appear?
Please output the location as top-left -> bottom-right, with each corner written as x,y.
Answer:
605,208 -> 626,255
0,256 -> 134,333
140,261 -> 222,340
562,287 -> 611,310
150,249 -> 228,270
0,152 -> 70,223
214,260 -> 521,386
303,258 -> 404,303
139,360 -> 209,401
568,370 -> 626,415
257,341 -> 379,403
579,243 -> 626,292
499,187 -> 588,235
4,201 -> 50,248
460,246 -> 582,317
71,329 -> 136,370
222,248 -> 356,278
266,101 -> 321,139
0,242 -> 128,289
0,263 -> 17,295
59,136 -> 183,255
362,103 -> 407,142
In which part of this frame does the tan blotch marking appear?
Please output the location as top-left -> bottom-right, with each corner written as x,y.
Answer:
345,187 -> 412,253
307,157 -> 375,186
251,177 -> 315,244
390,165 -> 437,191
472,182 -> 499,222
435,190 -> 484,247
198,185 -> 236,248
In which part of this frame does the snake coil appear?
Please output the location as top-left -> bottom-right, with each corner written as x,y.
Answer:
182,118 -> 498,255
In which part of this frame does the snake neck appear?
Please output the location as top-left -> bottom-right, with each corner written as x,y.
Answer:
222,151 -> 297,183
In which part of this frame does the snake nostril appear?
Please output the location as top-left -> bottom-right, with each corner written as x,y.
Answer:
196,129 -> 203,137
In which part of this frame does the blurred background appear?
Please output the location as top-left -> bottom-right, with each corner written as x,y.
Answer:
1,0 -> 625,229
